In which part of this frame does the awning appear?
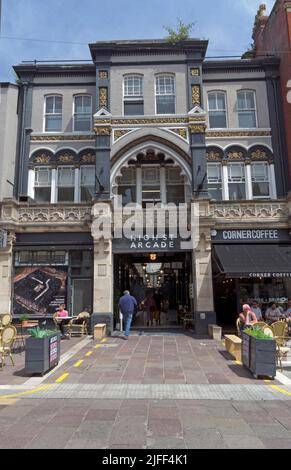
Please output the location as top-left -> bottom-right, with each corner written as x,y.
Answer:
213,244 -> 291,278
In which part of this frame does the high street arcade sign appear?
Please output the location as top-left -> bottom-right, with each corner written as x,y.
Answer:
113,234 -> 190,253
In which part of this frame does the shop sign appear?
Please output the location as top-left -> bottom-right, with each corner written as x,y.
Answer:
113,234 -> 190,253
249,273 -> 291,279
212,229 -> 291,243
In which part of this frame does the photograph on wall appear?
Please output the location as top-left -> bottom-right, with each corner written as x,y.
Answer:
13,266 -> 68,316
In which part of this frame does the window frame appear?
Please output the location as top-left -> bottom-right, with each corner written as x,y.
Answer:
207,90 -> 228,129
73,94 -> 92,133
227,162 -> 247,201
207,162 -> 223,201
251,162 -> 270,199
155,74 -> 176,115
237,90 -> 258,129
56,165 -> 76,203
123,74 -> 144,116
80,165 -> 95,202
34,166 -> 52,203
44,95 -> 63,133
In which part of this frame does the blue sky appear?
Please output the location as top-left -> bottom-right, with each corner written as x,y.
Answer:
0,0 -> 275,82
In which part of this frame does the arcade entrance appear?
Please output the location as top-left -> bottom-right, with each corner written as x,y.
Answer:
114,252 -> 192,328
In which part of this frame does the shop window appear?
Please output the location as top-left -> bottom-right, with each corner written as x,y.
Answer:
34,167 -> 52,202
228,163 -> 246,200
237,90 -> 257,128
73,95 -> 92,132
208,91 -> 227,129
156,75 -> 176,115
207,163 -> 222,200
80,166 -> 95,202
251,162 -> 270,198
123,75 -> 144,116
44,95 -> 62,132
57,166 -> 75,202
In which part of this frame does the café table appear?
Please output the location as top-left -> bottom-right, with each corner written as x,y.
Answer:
55,316 -> 77,338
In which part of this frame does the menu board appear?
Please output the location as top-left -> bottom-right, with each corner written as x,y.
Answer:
242,332 -> 250,368
49,335 -> 59,368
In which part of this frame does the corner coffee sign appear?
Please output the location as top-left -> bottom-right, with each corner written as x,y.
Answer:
211,229 -> 291,243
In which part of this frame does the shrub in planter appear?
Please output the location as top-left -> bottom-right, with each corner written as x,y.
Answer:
242,327 -> 276,380
25,328 -> 61,376
20,313 -> 29,327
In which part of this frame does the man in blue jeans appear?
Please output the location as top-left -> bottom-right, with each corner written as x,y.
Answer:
118,290 -> 137,340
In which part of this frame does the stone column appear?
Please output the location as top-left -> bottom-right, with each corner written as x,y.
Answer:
0,234 -> 14,314
191,201 -> 216,335
91,202 -> 114,334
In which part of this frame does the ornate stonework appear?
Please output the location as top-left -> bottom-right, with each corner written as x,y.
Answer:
210,202 -> 289,221
99,87 -> 108,108
189,125 -> 207,134
81,153 -> 96,163
58,154 -> 75,164
114,129 -> 132,141
206,151 -> 221,162
168,128 -> 188,139
30,135 -> 95,141
99,70 -> 108,80
18,206 -> 92,224
190,68 -> 200,76
94,127 -> 112,136
191,85 -> 201,106
35,154 -> 51,164
251,149 -> 267,160
207,130 -> 272,138
110,117 -> 187,125
227,151 -> 244,161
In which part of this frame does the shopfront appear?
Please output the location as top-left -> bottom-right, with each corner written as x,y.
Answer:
211,229 -> 291,327
13,232 -> 93,318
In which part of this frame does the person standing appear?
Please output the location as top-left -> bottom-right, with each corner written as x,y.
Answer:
118,290 -> 137,340
153,290 -> 163,326
143,292 -> 156,327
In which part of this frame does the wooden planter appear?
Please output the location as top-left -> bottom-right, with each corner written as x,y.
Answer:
242,331 -> 276,380
25,333 -> 61,376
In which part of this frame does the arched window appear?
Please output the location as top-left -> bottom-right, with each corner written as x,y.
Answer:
237,90 -> 257,128
123,75 -> 144,116
73,95 -> 92,132
208,91 -> 227,129
155,74 -> 176,115
44,95 -> 63,132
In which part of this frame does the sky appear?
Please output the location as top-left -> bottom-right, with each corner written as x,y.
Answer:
0,0 -> 275,82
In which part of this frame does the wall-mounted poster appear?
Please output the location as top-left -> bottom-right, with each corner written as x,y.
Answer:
13,266 -> 68,316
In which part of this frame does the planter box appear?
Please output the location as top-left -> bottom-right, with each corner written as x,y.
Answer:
242,332 -> 276,379
25,333 -> 61,375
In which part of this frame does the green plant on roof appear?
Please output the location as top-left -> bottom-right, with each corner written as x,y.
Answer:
28,327 -> 56,339
164,18 -> 195,43
244,326 -> 273,340
20,314 -> 29,321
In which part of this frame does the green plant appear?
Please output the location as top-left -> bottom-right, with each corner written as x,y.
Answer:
20,314 -> 29,321
244,326 -> 273,340
164,18 -> 195,43
28,327 -> 56,339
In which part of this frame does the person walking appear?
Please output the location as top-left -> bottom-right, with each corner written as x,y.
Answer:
118,290 -> 137,340
143,292 -> 156,326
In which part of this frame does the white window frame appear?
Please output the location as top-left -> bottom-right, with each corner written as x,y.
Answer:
207,91 -> 228,129
237,90 -> 258,128
44,95 -> 63,133
227,163 -> 247,200
207,163 -> 223,200
56,166 -> 76,203
80,165 -> 95,202
33,166 -> 52,202
251,162 -> 271,199
73,95 -> 92,132
155,74 -> 176,115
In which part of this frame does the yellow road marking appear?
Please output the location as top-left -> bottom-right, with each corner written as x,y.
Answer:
94,344 -> 102,349
55,373 -> 69,383
101,339 -> 107,343
271,385 -> 291,397
235,361 -> 242,365
264,379 -> 271,383
74,360 -> 84,367
0,384 -> 52,399
85,351 -> 93,357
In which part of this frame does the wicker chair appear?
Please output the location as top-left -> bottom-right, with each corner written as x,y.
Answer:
67,313 -> 89,337
0,314 -> 12,328
0,325 -> 17,368
270,321 -> 290,372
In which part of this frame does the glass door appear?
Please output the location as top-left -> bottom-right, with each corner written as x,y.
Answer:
71,279 -> 93,316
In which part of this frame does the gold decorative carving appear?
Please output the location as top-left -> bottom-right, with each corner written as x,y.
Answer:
189,125 -> 206,134
95,127 -> 112,136
81,153 -> 96,163
111,118 -> 187,125
35,154 -> 51,164
99,70 -> 108,80
206,151 -> 221,161
251,149 -> 267,159
58,154 -> 75,163
189,116 -> 207,123
191,85 -> 201,106
191,68 -> 200,76
227,151 -> 244,161
207,130 -> 272,137
114,129 -> 131,141
99,87 -> 108,108
170,128 -> 187,139
30,135 -> 95,141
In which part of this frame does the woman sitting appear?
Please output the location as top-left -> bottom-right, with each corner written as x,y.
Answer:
238,304 -> 258,333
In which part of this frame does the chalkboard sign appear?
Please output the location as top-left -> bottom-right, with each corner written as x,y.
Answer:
49,335 -> 59,368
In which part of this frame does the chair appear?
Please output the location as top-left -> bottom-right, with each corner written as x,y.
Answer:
0,325 -> 17,368
255,322 -> 269,330
236,318 -> 242,337
270,321 -> 290,372
0,314 -> 12,328
67,313 -> 89,337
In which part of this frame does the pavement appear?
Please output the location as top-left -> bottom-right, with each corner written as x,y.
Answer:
1,331 -> 291,449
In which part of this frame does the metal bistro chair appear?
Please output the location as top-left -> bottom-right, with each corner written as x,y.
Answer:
0,325 -> 17,368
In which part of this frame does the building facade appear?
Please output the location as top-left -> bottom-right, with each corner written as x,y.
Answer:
1,38 -> 291,333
